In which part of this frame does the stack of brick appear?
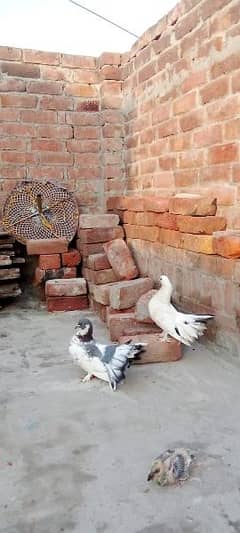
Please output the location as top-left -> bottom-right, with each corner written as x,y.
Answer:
26,238 -> 82,307
107,194 -> 240,353
45,277 -> 88,312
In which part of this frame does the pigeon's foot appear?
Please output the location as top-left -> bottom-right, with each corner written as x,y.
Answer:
159,332 -> 172,343
81,373 -> 94,383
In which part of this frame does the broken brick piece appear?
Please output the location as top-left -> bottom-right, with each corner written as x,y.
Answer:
135,290 -> 158,323
169,194 -> 217,216
213,230 -> 240,258
61,249 -> 81,267
119,334 -> 182,363
45,277 -> 87,297
103,238 -> 139,280
108,312 -> 160,341
77,226 -> 124,243
38,254 -> 61,270
109,277 -> 153,310
91,282 -> 117,305
79,214 -> 119,228
82,267 -> 118,285
26,238 -> 68,255
86,253 -> 110,271
47,295 -> 89,312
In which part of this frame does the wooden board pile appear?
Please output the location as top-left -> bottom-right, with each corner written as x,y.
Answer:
0,230 -> 25,303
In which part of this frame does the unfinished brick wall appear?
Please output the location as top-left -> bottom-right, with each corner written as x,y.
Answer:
0,48 -> 125,216
121,0 -> 240,228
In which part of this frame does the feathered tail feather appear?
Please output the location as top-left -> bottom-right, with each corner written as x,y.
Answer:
104,343 -> 145,390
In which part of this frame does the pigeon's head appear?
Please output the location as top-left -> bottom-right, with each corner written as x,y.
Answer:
75,318 -> 93,341
159,275 -> 172,289
147,459 -> 166,485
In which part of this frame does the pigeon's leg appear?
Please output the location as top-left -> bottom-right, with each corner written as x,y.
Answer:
82,373 -> 94,383
159,331 -> 172,343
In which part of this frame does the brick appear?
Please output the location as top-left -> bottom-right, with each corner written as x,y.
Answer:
124,197 -> 145,211
86,253 -> 110,271
207,185 -> 236,206
92,282 -> 119,305
108,312 -> 159,341
0,94 -> 37,108
0,79 -> 26,92
232,70 -> 240,93
208,143 -> 238,164
213,231 -> 240,258
27,80 -> 63,94
65,84 -> 97,97
37,125 -> 73,139
61,249 -> 81,267
100,65 -> 121,81
23,49 -> 59,65
0,62 -> 40,78
176,215 -> 227,234
119,334 -> 182,363
1,151 -> 36,165
225,119 -> 240,141
39,95 -> 73,111
79,214 -> 119,229
26,239 -> 68,255
31,139 -> 64,152
124,225 -> 159,242
38,254 -> 61,270
0,109 -> 20,122
180,110 -> 203,132
103,238 -> 138,281
21,110 -> 57,123
0,255 -> 12,266
135,290 -> 157,323
169,194 -> 217,216
211,54 -> 240,79
138,61 -> 156,83
157,46 -> 179,70
0,46 -> 22,61
201,0 -> 231,21
47,295 -> 88,312
45,277 -> 87,297
109,277 -> 153,310
67,140 -> 100,153
182,70 -> 207,93
39,151 -> 73,165
83,267 -> 118,285
78,227 -> 123,243
193,125 -> 222,147
33,267 -> 45,286
200,77 -> 228,104
0,137 -> 27,151
61,53 -> 96,69
76,241 -> 104,256
74,126 -> 100,140
99,52 -> 121,67
76,100 -> 99,112
89,297 -> 107,322
143,197 -> 170,213
158,118 -> 178,138
181,233 -> 214,254
173,91 -> 196,115
175,9 -> 199,39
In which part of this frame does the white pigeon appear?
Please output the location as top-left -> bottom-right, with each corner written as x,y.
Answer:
69,317 -> 146,391
148,275 -> 214,346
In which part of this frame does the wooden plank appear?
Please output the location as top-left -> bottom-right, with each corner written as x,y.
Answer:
0,250 -> 15,256
0,283 -> 21,297
0,255 -> 12,266
0,268 -> 20,280
12,257 -> 25,264
0,237 -> 15,245
0,243 -> 14,249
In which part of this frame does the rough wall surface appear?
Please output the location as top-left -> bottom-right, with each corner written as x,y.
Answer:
122,0 -> 240,228
0,48 -> 125,215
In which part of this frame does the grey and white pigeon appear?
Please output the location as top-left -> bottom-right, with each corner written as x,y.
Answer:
148,275 -> 214,346
147,448 -> 195,486
69,318 -> 146,391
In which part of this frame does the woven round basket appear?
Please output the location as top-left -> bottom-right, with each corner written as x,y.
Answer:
2,180 -> 79,244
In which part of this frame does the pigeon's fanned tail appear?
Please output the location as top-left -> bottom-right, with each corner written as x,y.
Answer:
104,342 -> 145,389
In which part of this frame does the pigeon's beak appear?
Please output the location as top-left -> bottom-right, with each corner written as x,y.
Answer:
147,472 -> 153,481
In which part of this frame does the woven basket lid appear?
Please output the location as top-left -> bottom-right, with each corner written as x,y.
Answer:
2,180 -> 79,244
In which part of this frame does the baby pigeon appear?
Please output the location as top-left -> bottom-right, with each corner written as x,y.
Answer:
69,317 -> 146,391
148,275 -> 214,346
147,448 -> 195,486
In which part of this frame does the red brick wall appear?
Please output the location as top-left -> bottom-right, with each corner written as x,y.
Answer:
0,48 -> 125,217
122,0 -> 240,228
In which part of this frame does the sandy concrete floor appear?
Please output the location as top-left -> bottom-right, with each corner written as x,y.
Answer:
1,300 -> 240,533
